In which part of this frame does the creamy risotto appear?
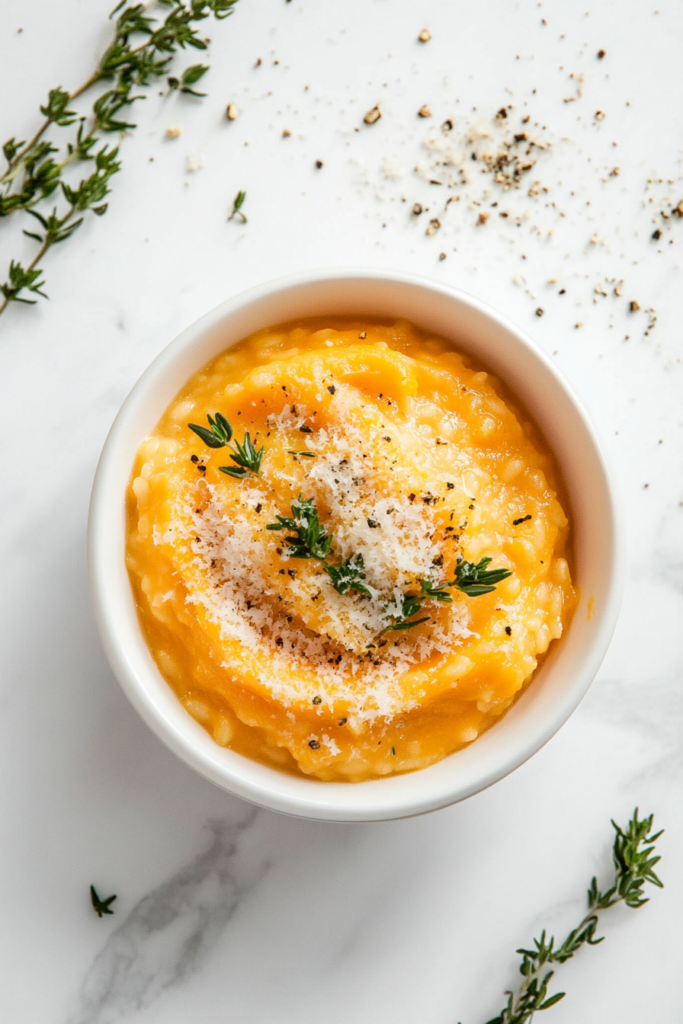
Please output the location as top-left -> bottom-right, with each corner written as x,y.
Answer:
126,318 -> 575,781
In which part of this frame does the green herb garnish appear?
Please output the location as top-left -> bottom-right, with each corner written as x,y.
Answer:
418,557 -> 512,603
267,495 -> 333,560
452,556 -> 512,597
167,63 -> 210,97
485,809 -> 663,1024
228,189 -> 247,222
266,497 -> 374,599
381,557 -> 512,631
287,450 -> 316,458
0,1 -> 240,318
90,884 -> 117,918
382,594 -> 431,632
265,495 -> 510,631
188,412 -> 264,478
418,578 -> 453,603
322,554 -> 372,598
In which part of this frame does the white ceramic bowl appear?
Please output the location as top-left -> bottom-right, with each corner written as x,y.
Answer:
88,270 -> 623,821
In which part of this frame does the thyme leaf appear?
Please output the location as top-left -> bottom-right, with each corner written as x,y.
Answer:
167,63 -> 210,96
228,189 -> 247,222
90,884 -> 117,918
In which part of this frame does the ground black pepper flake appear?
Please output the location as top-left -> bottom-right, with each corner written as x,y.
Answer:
327,385 -> 336,395
513,514 -> 533,525
367,518 -> 379,528
190,454 -> 199,463
308,739 -> 320,749
299,425 -> 313,433
505,625 -> 512,636
447,482 -> 455,489
312,695 -> 322,705
255,503 -> 262,513
338,718 -> 347,726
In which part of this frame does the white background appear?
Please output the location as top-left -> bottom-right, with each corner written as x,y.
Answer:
0,1 -> 682,1022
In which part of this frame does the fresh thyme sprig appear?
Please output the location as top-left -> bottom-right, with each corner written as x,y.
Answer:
188,412 -> 264,478
322,554 -> 373,598
267,495 -> 333,560
421,557 -> 513,602
266,496 -> 373,598
382,593 -> 431,632
90,884 -> 117,918
484,809 -> 664,1024
0,0 -> 240,318
265,496 -> 512,630
452,556 -> 512,597
382,557 -> 512,630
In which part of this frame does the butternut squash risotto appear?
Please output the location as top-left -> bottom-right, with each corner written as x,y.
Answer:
126,317 -> 575,781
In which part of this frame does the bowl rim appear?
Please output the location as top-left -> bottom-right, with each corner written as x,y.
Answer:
88,268 -> 625,821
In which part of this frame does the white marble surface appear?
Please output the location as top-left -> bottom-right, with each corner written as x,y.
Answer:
1,1 -> 682,1021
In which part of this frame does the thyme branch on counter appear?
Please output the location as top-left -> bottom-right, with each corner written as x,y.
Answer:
188,412 -> 264,478
0,0 -> 240,318
90,885 -> 117,918
482,809 -> 664,1024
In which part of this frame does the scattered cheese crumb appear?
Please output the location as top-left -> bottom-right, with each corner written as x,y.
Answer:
186,152 -> 205,172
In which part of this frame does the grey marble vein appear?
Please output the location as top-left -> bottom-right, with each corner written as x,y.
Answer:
68,810 -> 264,1024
